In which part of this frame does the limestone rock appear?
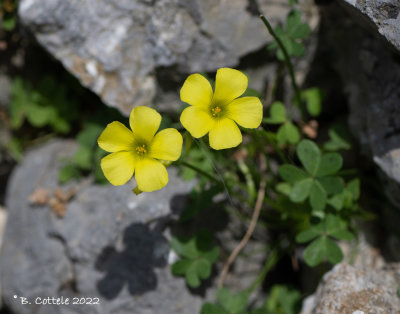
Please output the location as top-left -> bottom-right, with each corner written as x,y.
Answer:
317,3 -> 400,209
301,263 -> 400,314
0,140 -> 200,314
18,0 -> 290,116
339,0 -> 400,53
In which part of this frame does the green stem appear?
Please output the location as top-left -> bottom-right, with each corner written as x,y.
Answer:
260,15 -> 305,117
237,160 -> 257,205
247,245 -> 280,293
177,160 -> 222,186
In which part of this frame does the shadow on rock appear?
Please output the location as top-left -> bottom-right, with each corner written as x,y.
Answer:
95,222 -> 169,299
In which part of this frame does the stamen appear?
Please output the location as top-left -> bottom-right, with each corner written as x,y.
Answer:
136,144 -> 147,156
211,106 -> 222,117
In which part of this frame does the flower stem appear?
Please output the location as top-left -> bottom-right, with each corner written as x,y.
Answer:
177,160 -> 222,186
260,14 -> 305,117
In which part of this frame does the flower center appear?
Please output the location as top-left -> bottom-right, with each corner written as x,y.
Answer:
210,106 -> 222,117
135,144 -> 147,156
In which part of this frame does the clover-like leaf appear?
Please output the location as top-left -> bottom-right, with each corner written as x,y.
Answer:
325,214 -> 354,241
277,122 -> 300,145
297,140 -> 321,175
318,176 -> 345,195
316,153 -> 343,177
171,230 -> 219,288
279,164 -> 308,184
290,178 -> 313,202
324,124 -> 351,151
302,88 -> 322,117
296,221 -> 324,243
264,101 -> 286,124
304,236 -> 343,267
347,178 -> 360,200
310,180 -> 327,214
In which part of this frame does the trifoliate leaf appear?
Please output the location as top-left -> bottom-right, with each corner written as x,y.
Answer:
296,140 -> 321,175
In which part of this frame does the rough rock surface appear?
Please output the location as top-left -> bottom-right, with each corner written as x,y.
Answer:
339,0 -> 400,53
301,263 -> 400,314
0,140 -> 200,314
317,3 -> 400,209
18,0 -> 290,116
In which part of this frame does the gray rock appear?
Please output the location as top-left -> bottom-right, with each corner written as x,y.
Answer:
0,139 -> 200,314
18,0 -> 290,116
301,263 -> 400,314
318,3 -> 400,209
339,0 -> 400,53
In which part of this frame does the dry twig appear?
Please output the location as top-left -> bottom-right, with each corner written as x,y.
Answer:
217,154 -> 268,288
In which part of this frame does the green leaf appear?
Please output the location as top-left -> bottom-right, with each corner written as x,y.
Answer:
277,122 -> 300,145
327,194 -> 344,211
186,264 -> 201,288
310,180 -> 327,214
296,223 -> 324,243
304,236 -> 343,267
324,124 -> 351,151
196,258 -> 212,280
324,237 -> 344,264
303,236 -> 325,267
202,246 -> 219,263
217,288 -> 249,314
318,176 -> 345,195
296,140 -> 321,175
325,214 -> 354,241
285,122 -> 300,144
58,164 -> 81,183
2,15 -> 16,31
347,178 -> 360,200
171,259 -> 192,275
290,178 -> 313,202
264,285 -> 302,314
264,102 -> 286,124
292,23 -> 311,39
201,303 -> 228,314
316,153 -> 343,177
243,88 -> 262,98
73,146 -> 92,170
286,10 -> 302,35
276,182 -> 291,196
291,41 -> 305,57
279,164 -> 308,184
302,88 -> 322,117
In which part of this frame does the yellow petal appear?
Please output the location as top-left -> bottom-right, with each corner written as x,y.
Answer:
180,106 -> 215,138
213,68 -> 248,106
97,121 -> 135,152
226,97 -> 263,128
209,118 -> 242,150
101,152 -> 136,186
149,128 -> 183,161
180,73 -> 213,108
135,158 -> 168,192
129,106 -> 161,142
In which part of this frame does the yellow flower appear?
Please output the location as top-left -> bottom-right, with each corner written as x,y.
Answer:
180,68 -> 263,150
97,106 -> 183,192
